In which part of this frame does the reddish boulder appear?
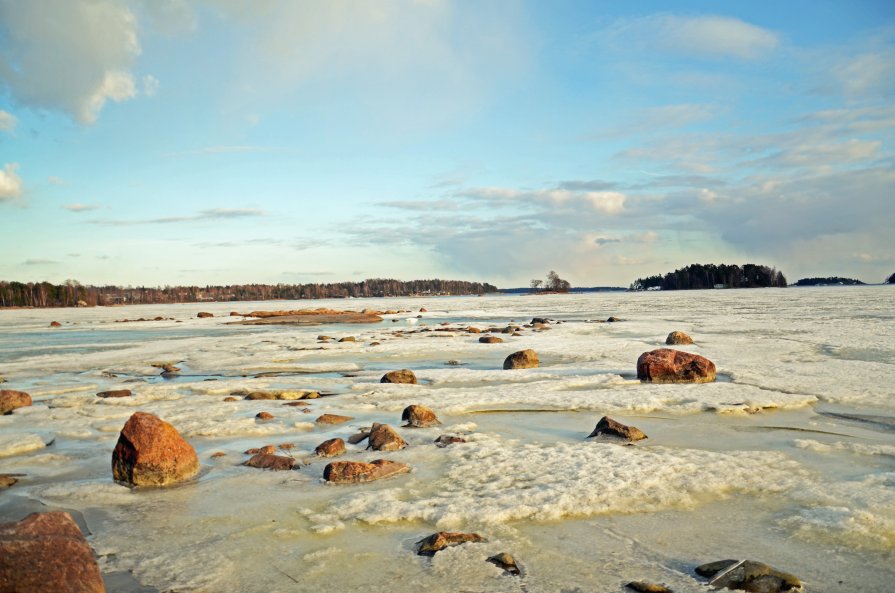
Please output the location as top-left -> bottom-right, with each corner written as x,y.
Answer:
314,437 -> 346,457
0,389 -> 32,415
315,413 -> 353,425
0,511 -> 106,593
586,416 -> 647,441
49,321 -> 62,328
637,348 -> 716,383
416,531 -> 486,556
96,389 -> 132,398
111,412 -> 199,486
243,453 -> 296,471
503,349 -> 539,370
367,423 -> 407,451
666,331 -> 695,345
402,404 -> 441,427
380,369 -> 418,384
323,459 -> 410,483
197,312 -> 213,318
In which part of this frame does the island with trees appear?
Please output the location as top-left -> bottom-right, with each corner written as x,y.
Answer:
630,263 -> 787,291
0,278 -> 498,308
793,277 -> 865,286
528,270 -> 571,293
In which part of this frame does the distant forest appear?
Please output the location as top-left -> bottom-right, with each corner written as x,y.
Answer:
794,277 -> 864,286
0,278 -> 498,308
630,263 -> 788,291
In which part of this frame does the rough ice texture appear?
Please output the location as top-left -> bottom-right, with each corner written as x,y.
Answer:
0,433 -> 48,457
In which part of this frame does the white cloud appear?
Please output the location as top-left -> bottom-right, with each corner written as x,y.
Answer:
606,14 -> 779,60
0,163 -> 23,202
62,203 -> 100,212
142,74 -> 160,97
0,0 -> 141,123
0,110 -> 16,132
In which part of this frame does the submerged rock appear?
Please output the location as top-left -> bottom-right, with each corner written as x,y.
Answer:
416,531 -> 486,556
696,559 -> 802,592
223,396 -> 238,402
367,423 -> 407,451
96,389 -> 132,398
626,582 -> 672,593
0,511 -> 106,593
607,316 -> 621,322
243,453 -> 296,471
666,330 -> 695,345
315,413 -> 353,425
314,438 -> 346,457
586,416 -> 647,441
402,404 -> 441,427
434,435 -> 467,447
255,411 -> 274,420
503,349 -> 539,370
479,336 -> 503,343
347,429 -> 371,445
637,348 -> 716,384
0,389 -> 32,415
323,459 -> 410,484
0,474 -> 20,488
487,552 -> 521,576
381,369 -> 418,384
111,412 -> 199,486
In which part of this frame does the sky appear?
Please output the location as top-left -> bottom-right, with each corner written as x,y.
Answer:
1,0 -> 894,288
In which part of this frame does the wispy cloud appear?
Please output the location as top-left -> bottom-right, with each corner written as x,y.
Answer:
89,208 -> 266,225
62,203 -> 100,212
21,259 -> 58,265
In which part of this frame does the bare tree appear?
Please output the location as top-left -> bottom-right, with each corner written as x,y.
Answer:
530,279 -> 543,292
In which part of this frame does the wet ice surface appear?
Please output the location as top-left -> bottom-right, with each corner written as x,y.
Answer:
1,287 -> 894,592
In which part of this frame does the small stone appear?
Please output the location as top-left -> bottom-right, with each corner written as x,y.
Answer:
467,327 -> 482,333
338,336 -> 356,342
245,445 -> 276,455
698,560 -> 802,593
370,341 -> 381,346
419,307 -> 428,312
314,438 -> 346,457
626,582 -> 673,593
434,435 -> 466,447
323,459 -> 410,483
416,531 -> 486,556
479,336 -> 503,344
0,389 -> 32,415
666,331 -> 695,345
256,411 -> 274,420
381,369 -> 418,384
367,423 -> 407,451
317,335 -> 331,341
223,396 -> 238,402
531,317 -> 551,324
402,404 -> 441,427
96,389 -> 132,398
197,312 -> 213,318
243,453 -> 296,471
446,359 -> 461,365
0,474 -> 20,488
49,321 -> 62,328
607,316 -> 621,322
316,413 -> 353,425
503,349 -> 539,370
210,452 -> 226,459
586,416 -> 647,441
487,552 -> 521,576
282,401 -> 310,407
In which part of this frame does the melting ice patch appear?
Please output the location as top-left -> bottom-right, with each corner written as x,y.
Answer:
0,433 -> 49,457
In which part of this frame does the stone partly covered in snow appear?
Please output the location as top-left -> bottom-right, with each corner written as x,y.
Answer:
323,459 -> 410,484
380,369 -> 418,384
586,416 -> 648,441
243,453 -> 296,471
666,330 -> 695,345
636,348 -> 716,384
487,552 -> 521,576
416,531 -> 486,556
197,312 -> 213,318
402,404 -> 441,427
696,560 -> 803,593
503,349 -> 539,370
626,582 -> 672,593
0,511 -> 106,593
434,435 -> 467,447
0,389 -> 32,415
314,438 -> 346,457
111,412 -> 199,486
367,423 -> 407,451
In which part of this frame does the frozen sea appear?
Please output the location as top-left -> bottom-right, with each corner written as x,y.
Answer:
0,287 -> 893,592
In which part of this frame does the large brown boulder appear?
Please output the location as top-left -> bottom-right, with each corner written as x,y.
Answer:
696,559 -> 802,592
666,331 -> 694,345
636,348 -> 716,383
402,404 -> 441,427
586,416 -> 647,441
323,459 -> 410,484
380,369 -> 418,384
367,423 -> 407,451
243,453 -> 296,471
314,438 -> 346,457
111,412 -> 200,486
503,349 -> 539,370
0,390 -> 32,415
416,531 -> 486,556
0,511 -> 106,593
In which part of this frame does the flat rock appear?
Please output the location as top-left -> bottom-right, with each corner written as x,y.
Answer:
367,423 -> 407,451
416,531 -> 486,556
244,391 -> 278,400
323,459 -> 410,484
316,413 -> 353,425
111,412 -> 199,486
245,445 -> 276,455
381,369 -> 418,384
503,349 -> 539,369
347,430 -> 371,445
637,348 -> 716,384
626,582 -> 672,593
0,511 -> 106,593
666,330 -> 695,345
49,321 -> 62,327
197,312 -> 214,318
697,560 -> 802,593
96,389 -> 132,398
434,435 -> 467,447
402,404 -> 441,427
587,416 -> 647,441
314,438 -> 346,457
0,389 -> 32,415
243,453 -> 296,471
338,336 -> 356,342
479,336 -> 503,343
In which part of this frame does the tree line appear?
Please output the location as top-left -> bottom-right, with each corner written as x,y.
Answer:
630,263 -> 788,291
794,277 -> 864,286
0,278 -> 498,308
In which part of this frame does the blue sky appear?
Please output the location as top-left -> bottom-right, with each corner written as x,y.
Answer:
1,0 -> 893,287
